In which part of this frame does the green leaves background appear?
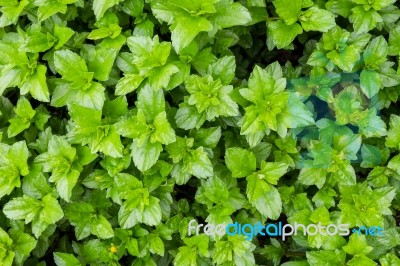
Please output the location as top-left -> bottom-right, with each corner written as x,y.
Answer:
1,0 -> 400,265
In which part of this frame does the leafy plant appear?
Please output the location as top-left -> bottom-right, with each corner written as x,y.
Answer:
0,0 -> 400,265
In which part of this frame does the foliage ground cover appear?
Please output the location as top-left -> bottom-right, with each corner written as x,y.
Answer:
1,0 -> 400,265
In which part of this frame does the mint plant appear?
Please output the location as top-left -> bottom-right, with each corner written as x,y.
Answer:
1,0 -> 400,265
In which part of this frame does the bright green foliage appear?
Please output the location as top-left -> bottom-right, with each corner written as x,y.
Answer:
166,137 -> 213,184
92,0 -> 123,20
116,36 -> 178,94
338,183 -> 396,227
327,0 -> 400,34
308,26 -> 370,72
306,249 -> 346,265
343,234 -> 373,256
298,120 -> 362,188
34,135 -> 97,201
0,33 -> 51,101
225,147 -> 256,178
53,252 -> 81,266
386,114 -> 400,149
8,97 -> 50,137
3,194 -> 63,238
212,236 -> 256,265
268,0 -> 335,49
151,0 -> 251,52
65,202 -> 114,240
51,49 -> 108,110
176,74 -> 239,129
117,85 -> 176,171
174,234 -> 209,265
0,141 -> 30,198
247,161 -> 288,219
116,174 -> 163,229
0,228 -> 37,266
1,0 -> 400,265
240,63 -> 314,147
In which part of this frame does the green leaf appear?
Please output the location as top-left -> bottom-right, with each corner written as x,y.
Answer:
170,15 -> 213,53
21,27 -> 55,53
148,63 -> 179,90
75,82 -> 106,110
361,144 -> 383,168
35,134 -> 97,201
207,55 -> 236,85
36,0 -> 76,22
312,188 -> 337,208
3,195 -> 42,223
54,252 -> 81,266
8,229 -> 36,265
240,64 -> 289,144
211,1 -> 251,28
67,104 -> 102,142
386,114 -> 400,149
53,24 -> 75,50
306,250 -> 346,266
40,194 -> 64,225
127,36 -> 171,70
22,165 -> 53,199
299,7 -> 336,32
91,215 -> 114,239
171,149 -> 213,184
0,141 -> 30,198
259,239 -> 284,266
357,108 -> 387,138
267,21 -> 303,49
388,25 -> 400,55
174,235 -> 209,265
338,184 -> 395,227
131,137 -> 163,172
8,97 -> 35,137
118,192 -> 162,228
380,253 -> 400,266
347,255 -> 376,266
343,234 -> 373,256
185,147 -> 213,179
92,0 -> 122,20
350,6 -> 382,33
360,70 -> 382,98
298,167 -> 328,189
212,236 -> 256,265
257,161 -> 288,185
247,175 -> 282,219
225,147 -> 256,178
137,85 -> 165,122
190,127 -> 221,149
115,74 -> 145,95
51,80 -> 105,109
81,44 -> 118,81
185,74 -> 239,121
278,92 -> 315,129
167,137 -> 213,184
273,0 -> 302,25
175,102 -> 207,130
91,125 -> 124,158
327,45 -> 360,71
363,36 -> 388,68
54,49 -> 90,83
0,228 -> 14,266
65,202 -> 94,240
21,64 -> 50,102
151,112 -> 176,145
